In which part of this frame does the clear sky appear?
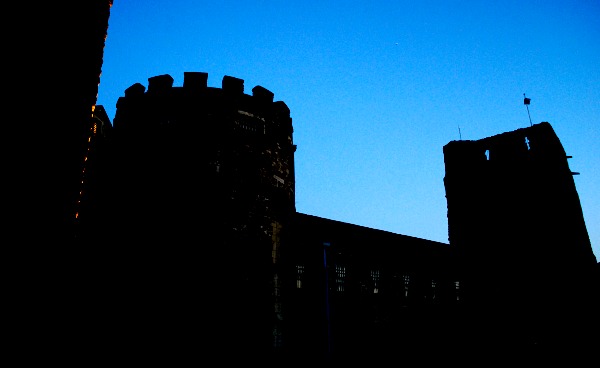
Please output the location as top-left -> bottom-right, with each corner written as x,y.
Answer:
98,0 -> 599,260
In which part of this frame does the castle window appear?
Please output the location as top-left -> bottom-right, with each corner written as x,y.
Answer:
454,281 -> 460,301
335,265 -> 346,292
403,274 -> 410,298
296,264 -> 304,289
485,149 -> 490,160
371,270 -> 380,294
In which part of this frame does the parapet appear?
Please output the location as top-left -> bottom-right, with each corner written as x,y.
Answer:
443,121 -> 567,170
113,72 -> 292,132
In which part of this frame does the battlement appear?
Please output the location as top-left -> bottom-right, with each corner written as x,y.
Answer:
117,73 -> 289,113
443,122 -> 570,172
113,72 -> 293,139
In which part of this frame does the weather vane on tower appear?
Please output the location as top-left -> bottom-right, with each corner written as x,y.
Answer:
523,93 -> 532,127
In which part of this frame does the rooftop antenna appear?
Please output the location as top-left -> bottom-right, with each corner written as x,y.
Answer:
458,125 -> 462,140
523,93 -> 532,127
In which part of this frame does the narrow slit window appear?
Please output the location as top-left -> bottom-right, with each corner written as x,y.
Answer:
335,265 -> 346,292
455,281 -> 460,301
371,270 -> 380,294
296,265 -> 304,289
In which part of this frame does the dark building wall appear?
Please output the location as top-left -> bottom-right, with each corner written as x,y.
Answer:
282,213 -> 458,361
34,1 -> 114,243
443,121 -> 599,351
11,1 -> 114,361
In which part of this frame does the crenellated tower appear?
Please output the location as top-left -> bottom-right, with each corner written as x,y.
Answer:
109,73 -> 296,244
90,72 -> 297,359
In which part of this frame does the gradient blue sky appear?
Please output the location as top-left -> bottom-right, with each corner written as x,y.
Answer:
98,0 -> 599,260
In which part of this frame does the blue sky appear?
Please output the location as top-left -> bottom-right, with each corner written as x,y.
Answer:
98,0 -> 599,260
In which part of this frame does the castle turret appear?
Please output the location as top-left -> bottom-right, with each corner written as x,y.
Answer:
90,72 -> 296,359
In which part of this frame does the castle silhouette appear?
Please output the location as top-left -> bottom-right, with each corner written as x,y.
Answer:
28,1 -> 599,364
